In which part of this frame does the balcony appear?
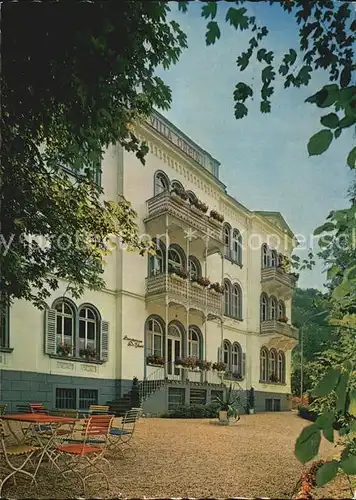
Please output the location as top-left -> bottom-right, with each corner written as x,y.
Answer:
145,191 -> 223,254
146,273 -> 222,317
261,267 -> 298,299
261,319 -> 298,349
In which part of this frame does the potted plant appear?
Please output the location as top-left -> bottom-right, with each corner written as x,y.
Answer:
232,371 -> 243,381
209,209 -> 224,223
209,282 -> 224,294
57,342 -> 72,357
214,384 -> 240,422
196,359 -> 212,371
212,361 -> 227,372
246,387 -> 255,414
278,316 -> 289,323
171,186 -> 188,201
79,346 -> 98,361
197,276 -> 210,288
146,354 -> 165,366
195,200 -> 209,213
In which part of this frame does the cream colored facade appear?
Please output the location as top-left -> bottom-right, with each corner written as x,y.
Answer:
0,111 -> 298,413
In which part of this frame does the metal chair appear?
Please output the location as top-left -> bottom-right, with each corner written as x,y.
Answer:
0,419 -> 40,496
16,404 -> 30,414
29,403 -> 52,434
107,407 -> 141,458
54,415 -> 114,495
88,405 -> 110,415
0,404 -> 7,415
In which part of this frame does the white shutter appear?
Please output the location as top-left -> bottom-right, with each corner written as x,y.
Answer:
44,308 -> 57,355
242,352 -> 246,378
100,320 -> 109,361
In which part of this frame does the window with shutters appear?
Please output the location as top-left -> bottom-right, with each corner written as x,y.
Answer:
45,299 -> 108,363
0,302 -> 10,350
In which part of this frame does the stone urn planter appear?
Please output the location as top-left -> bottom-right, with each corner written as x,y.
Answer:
219,410 -> 228,422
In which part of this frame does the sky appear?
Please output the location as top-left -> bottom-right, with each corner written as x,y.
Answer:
155,1 -> 354,291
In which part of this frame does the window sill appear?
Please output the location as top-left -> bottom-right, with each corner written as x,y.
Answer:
224,314 -> 243,322
146,362 -> 165,368
224,255 -> 243,268
0,347 -> 14,353
50,355 -> 104,365
259,380 -> 286,386
224,376 -> 245,382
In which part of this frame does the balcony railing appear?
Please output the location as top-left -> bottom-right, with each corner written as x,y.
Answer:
146,273 -> 222,316
261,267 -> 298,299
146,191 -> 223,244
261,319 -> 298,341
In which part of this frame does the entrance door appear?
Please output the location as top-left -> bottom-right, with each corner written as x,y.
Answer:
167,324 -> 182,377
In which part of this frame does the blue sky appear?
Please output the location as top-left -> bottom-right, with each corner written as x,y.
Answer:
155,1 -> 354,291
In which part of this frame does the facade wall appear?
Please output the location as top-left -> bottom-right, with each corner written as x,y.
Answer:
1,112 -> 297,413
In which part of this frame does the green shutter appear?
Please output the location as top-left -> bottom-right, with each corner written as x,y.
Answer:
44,308 -> 57,354
101,320 -> 109,361
242,352 -> 246,378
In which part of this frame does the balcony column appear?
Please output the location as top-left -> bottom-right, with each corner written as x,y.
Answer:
220,251 -> 224,362
185,232 -> 190,383
204,235 -> 208,383
164,214 -> 169,380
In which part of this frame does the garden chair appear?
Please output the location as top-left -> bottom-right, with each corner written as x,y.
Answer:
29,403 -> 53,434
54,415 -> 114,495
88,405 -> 109,415
16,404 -> 30,413
107,407 -> 141,458
0,404 -> 7,415
0,419 -> 40,496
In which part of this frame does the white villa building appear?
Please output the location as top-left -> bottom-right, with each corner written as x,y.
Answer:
0,111 -> 299,414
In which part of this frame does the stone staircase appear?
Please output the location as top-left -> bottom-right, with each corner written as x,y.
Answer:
108,369 -> 166,416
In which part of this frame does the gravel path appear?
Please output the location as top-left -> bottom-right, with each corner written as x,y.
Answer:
4,412 -> 339,499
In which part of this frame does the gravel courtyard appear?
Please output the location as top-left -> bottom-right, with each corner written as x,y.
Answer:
5,412 -> 342,499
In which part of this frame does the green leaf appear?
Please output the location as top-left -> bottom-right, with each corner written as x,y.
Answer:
307,130 -> 333,156
333,281 -> 351,302
320,113 -> 339,129
260,101 -> 271,113
315,410 -> 335,430
340,66 -> 351,88
323,425 -> 334,443
314,222 -> 335,235
261,65 -> 275,83
348,390 -> 356,417
316,461 -> 339,486
295,424 -> 321,464
257,48 -> 267,62
327,265 -> 341,279
340,454 -> 356,475
178,1 -> 188,12
225,7 -> 249,30
347,147 -> 356,169
350,420 -> 356,434
201,2 -> 217,20
313,367 -> 341,397
335,371 -> 349,413
334,128 -> 342,138
205,21 -> 221,45
234,102 -> 248,119
233,82 -> 253,101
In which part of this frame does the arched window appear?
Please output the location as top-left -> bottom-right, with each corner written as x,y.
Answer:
270,250 -> 277,267
223,224 -> 231,258
223,340 -> 231,367
148,239 -> 166,276
54,300 -> 75,350
154,171 -> 169,196
270,296 -> 277,320
168,245 -> 184,272
188,326 -> 201,358
79,305 -> 100,353
188,256 -> 201,280
224,280 -> 231,316
262,244 -> 269,268
231,284 -> 242,320
278,351 -> 286,383
186,190 -> 197,204
231,343 -> 242,374
260,294 -> 268,322
232,229 -> 242,265
278,301 -> 286,320
269,349 -> 277,380
260,347 -> 269,382
146,316 -> 164,357
171,180 -> 184,192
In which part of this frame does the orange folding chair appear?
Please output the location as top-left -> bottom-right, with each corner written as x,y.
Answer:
54,414 -> 114,495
